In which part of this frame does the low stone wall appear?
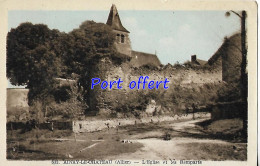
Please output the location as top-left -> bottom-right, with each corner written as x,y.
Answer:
73,112 -> 210,133
7,88 -> 29,112
6,122 -> 26,130
6,121 -> 72,131
39,121 -> 73,130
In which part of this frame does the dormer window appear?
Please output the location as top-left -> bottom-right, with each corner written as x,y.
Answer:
121,34 -> 125,43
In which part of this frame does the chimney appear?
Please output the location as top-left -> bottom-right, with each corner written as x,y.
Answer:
191,55 -> 196,62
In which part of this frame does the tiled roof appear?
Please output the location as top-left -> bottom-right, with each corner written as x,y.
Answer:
130,51 -> 161,67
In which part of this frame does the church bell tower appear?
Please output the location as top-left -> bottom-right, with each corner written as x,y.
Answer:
106,4 -> 132,57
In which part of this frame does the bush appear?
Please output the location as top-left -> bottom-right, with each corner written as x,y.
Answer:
111,53 -> 131,65
52,85 -> 71,103
173,61 -> 182,68
7,107 -> 29,122
47,81 -> 87,120
139,63 -> 158,70
217,83 -> 241,102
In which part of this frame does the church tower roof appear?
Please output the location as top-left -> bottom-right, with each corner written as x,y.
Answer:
106,4 -> 129,33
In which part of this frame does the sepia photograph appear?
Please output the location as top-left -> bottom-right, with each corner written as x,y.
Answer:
1,0 -> 257,165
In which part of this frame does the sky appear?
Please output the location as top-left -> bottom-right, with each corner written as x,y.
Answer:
8,9 -> 240,88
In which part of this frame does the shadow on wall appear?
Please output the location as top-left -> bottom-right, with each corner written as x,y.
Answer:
210,101 -> 246,120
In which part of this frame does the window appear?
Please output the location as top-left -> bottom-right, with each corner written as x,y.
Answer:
116,34 -> 120,43
79,123 -> 82,129
121,34 -> 125,43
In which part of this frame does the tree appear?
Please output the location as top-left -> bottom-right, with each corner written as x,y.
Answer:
66,21 -> 117,75
67,21 -> 121,97
7,21 -> 121,117
7,23 -> 62,105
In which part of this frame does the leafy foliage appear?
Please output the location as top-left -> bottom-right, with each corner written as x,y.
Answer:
7,21 -> 117,119
66,21 -> 117,75
139,63 -> 159,70
7,20 -> 117,101
29,100 -> 45,124
7,23 -> 62,105
217,83 -> 242,102
7,23 -> 61,85
47,81 -> 87,120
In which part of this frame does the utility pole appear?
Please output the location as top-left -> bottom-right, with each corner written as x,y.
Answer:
240,11 -> 248,137
226,10 -> 247,137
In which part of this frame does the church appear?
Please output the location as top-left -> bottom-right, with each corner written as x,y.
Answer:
106,4 -> 161,67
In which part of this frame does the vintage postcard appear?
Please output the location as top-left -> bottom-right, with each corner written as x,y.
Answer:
0,0 -> 257,165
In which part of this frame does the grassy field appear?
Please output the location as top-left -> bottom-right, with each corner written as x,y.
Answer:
180,142 -> 247,160
196,118 -> 246,142
7,127 -> 143,160
7,118 -> 246,160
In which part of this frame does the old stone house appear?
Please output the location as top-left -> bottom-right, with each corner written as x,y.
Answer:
207,33 -> 242,84
191,55 -> 207,66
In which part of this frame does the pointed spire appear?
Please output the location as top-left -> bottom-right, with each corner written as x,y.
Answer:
106,4 -> 129,33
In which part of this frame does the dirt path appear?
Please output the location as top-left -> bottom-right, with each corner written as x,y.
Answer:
107,118 -> 247,160
7,117 -> 246,160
